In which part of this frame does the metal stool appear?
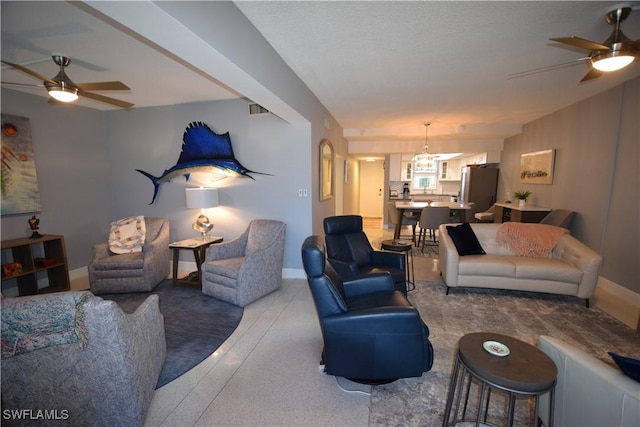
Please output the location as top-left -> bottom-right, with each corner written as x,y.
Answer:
443,332 -> 557,427
381,239 -> 414,292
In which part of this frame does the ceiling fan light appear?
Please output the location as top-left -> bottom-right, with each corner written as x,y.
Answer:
45,71 -> 79,103
48,87 -> 79,102
591,52 -> 635,72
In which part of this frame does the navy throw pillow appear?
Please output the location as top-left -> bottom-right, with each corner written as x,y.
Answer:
609,352 -> 640,382
446,223 -> 486,256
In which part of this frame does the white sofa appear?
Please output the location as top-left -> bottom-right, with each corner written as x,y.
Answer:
538,335 -> 640,427
438,223 -> 602,306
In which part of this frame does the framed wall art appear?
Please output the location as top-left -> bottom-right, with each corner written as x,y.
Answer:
320,139 -> 333,201
520,149 -> 555,185
343,159 -> 349,184
1,114 -> 42,215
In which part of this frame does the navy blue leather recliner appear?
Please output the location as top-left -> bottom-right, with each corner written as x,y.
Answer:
301,235 -> 434,382
323,215 -> 407,293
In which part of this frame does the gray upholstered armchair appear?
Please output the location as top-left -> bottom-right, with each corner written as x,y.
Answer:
89,217 -> 170,294
202,219 -> 286,307
1,291 -> 166,426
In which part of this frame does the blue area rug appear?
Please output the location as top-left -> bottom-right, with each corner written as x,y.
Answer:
100,280 -> 243,388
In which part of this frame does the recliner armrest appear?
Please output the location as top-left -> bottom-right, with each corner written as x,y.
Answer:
371,250 -> 406,270
343,272 -> 395,298
327,258 -> 359,277
324,307 -> 423,333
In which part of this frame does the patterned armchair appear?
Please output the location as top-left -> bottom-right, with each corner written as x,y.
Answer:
1,291 -> 166,426
89,217 -> 170,294
202,219 -> 286,307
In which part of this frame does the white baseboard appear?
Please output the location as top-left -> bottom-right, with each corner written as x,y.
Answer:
596,276 -> 640,306
594,276 -> 640,331
69,266 -> 88,280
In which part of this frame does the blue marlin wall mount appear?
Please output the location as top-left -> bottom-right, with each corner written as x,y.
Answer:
136,121 -> 269,204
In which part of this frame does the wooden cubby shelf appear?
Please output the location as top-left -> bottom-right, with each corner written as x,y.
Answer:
1,234 -> 70,296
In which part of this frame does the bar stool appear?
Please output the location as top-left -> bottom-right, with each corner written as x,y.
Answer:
474,204 -> 496,223
443,332 -> 557,427
381,239 -> 415,292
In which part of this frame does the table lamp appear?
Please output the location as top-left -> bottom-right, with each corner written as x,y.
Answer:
186,187 -> 219,239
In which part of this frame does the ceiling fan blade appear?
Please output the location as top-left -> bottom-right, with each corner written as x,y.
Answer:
550,36 -> 610,52
508,58 -> 588,80
76,81 -> 130,91
579,68 -> 603,83
78,90 -> 134,109
1,60 -> 55,84
1,81 -> 44,89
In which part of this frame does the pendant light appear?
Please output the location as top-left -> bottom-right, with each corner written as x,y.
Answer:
413,123 -> 436,170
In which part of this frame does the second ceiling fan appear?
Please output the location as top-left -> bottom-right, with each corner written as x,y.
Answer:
1,55 -> 134,109
510,6 -> 639,83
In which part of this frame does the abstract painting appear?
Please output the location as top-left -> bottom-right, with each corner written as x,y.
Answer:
1,114 -> 41,215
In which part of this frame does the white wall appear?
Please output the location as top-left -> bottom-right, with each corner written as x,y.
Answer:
103,98 -> 311,270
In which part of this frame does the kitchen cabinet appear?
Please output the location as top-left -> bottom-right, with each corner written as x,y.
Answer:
388,154 -> 415,181
388,154 -> 402,181
1,235 -> 70,296
400,161 -> 413,180
439,160 -> 461,181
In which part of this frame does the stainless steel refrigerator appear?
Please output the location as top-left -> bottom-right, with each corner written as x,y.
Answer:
460,164 -> 499,213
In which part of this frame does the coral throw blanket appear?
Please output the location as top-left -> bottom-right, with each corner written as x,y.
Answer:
496,222 -> 568,258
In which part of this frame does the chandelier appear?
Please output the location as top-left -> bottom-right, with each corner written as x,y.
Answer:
413,123 -> 436,170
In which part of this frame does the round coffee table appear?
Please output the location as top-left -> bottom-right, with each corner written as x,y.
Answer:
442,332 -> 557,427
381,239 -> 414,291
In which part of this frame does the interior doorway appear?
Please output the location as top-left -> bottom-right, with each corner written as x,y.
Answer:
359,160 -> 384,219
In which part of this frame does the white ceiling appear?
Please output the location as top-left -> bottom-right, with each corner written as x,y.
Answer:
2,1 -> 639,157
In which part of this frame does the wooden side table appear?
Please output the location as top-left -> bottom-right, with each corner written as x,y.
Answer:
169,236 -> 223,287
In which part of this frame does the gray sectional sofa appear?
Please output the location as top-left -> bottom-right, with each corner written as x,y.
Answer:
1,291 -> 166,426
439,223 -> 602,306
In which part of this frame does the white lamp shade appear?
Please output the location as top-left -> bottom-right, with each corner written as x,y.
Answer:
186,187 -> 219,209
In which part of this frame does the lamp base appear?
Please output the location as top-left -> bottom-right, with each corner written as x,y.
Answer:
192,214 -> 214,239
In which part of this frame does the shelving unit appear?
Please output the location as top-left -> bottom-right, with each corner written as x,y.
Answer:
1,235 -> 70,296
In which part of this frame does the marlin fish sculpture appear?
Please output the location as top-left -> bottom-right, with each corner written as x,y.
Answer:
136,121 -> 268,204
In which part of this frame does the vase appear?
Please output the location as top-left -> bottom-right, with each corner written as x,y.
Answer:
518,199 -> 526,208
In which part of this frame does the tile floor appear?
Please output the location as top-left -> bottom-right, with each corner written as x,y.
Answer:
143,219 -> 633,426
143,220 -> 425,426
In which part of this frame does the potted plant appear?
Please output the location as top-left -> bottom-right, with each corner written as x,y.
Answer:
513,190 -> 531,207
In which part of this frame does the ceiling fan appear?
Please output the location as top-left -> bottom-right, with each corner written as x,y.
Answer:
510,6 -> 639,83
1,55 -> 133,109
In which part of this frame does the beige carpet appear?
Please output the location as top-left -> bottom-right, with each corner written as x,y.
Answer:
368,280 -> 640,426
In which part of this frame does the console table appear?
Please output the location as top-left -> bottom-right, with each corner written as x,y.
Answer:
169,236 -> 223,287
494,202 -> 551,223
